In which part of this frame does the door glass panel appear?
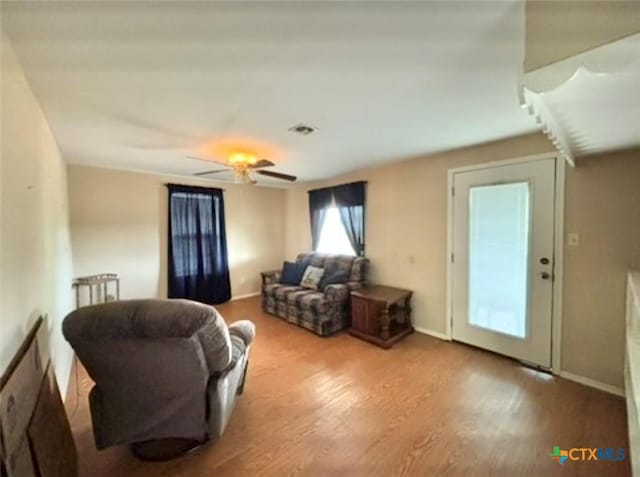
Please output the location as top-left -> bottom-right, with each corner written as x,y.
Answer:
468,182 -> 530,339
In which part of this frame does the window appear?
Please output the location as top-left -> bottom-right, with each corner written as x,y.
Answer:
167,184 -> 231,304
170,192 -> 214,277
308,181 -> 366,256
315,206 -> 356,256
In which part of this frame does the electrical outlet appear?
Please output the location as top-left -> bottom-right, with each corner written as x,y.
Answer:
568,233 -> 580,247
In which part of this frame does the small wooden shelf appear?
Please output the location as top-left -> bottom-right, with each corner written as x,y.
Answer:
349,285 -> 413,349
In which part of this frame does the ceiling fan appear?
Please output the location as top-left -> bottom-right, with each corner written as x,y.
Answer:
189,153 -> 297,185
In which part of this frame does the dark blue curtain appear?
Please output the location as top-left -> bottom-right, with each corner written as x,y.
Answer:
308,187 -> 334,251
167,184 -> 231,304
333,182 -> 366,256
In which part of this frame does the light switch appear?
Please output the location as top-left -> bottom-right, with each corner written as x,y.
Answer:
568,233 -> 580,247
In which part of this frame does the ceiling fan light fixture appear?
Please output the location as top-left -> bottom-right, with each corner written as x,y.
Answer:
189,153 -> 295,184
226,151 -> 258,184
233,168 -> 255,185
228,151 -> 257,165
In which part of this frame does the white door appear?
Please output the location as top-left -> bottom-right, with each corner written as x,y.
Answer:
451,158 -> 556,367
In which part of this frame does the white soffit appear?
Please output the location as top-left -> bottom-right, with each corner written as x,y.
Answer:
521,33 -> 640,165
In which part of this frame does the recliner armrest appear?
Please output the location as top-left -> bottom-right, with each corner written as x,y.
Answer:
228,320 -> 256,346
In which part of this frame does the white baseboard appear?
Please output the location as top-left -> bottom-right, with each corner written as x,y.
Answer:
559,370 -> 625,397
231,291 -> 261,301
414,326 -> 451,341
411,326 -> 624,398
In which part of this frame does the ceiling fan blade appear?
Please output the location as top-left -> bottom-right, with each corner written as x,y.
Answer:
256,170 -> 297,182
193,169 -> 230,176
250,159 -> 275,169
187,155 -> 229,167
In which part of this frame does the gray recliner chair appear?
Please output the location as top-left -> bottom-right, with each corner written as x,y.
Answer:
62,299 -> 255,460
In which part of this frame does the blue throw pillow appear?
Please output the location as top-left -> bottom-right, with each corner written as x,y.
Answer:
319,270 -> 349,291
281,261 -> 306,285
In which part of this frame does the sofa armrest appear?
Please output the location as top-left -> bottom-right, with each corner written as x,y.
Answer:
324,284 -> 350,303
345,280 -> 364,291
228,320 -> 256,346
261,269 -> 281,286
325,281 -> 364,301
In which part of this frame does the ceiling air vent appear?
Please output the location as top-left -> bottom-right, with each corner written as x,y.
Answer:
288,123 -> 317,135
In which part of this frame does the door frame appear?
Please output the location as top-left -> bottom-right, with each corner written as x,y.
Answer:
445,152 -> 566,374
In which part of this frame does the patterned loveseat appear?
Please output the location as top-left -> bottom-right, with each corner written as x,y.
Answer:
261,253 -> 369,336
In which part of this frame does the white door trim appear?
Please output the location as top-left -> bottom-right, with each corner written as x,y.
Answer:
551,158 -> 565,373
445,152 -> 565,374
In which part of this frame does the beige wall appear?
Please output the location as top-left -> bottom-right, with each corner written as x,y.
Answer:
525,0 -> 640,71
285,134 -> 640,388
67,165 -> 286,302
563,150 -> 640,387
0,31 -> 75,394
285,133 -> 555,335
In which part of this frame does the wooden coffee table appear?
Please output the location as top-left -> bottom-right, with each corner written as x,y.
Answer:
349,285 -> 413,349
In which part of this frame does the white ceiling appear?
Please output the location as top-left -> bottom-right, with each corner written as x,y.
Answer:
1,1 -> 539,184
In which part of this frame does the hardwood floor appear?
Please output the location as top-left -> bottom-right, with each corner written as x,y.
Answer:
66,296 -> 629,476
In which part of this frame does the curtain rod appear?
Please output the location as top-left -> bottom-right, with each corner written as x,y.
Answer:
307,180 -> 367,194
164,183 -> 226,192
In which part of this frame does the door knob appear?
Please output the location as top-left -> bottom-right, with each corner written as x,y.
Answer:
540,257 -> 550,265
541,272 -> 551,280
